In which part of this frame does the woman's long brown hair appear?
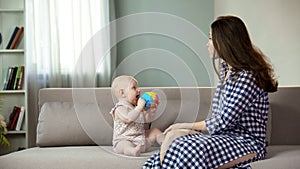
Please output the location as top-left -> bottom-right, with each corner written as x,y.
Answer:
211,15 -> 278,92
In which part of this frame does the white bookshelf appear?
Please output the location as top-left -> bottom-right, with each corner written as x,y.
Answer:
0,0 -> 27,155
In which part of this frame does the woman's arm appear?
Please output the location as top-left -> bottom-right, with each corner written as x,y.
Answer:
205,71 -> 259,134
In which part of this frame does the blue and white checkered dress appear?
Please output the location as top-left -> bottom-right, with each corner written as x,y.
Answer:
143,63 -> 269,169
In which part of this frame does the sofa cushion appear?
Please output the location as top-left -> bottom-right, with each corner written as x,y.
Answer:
36,102 -> 96,146
250,145 -> 300,169
268,87 -> 300,145
0,146 -> 158,169
266,105 -> 272,145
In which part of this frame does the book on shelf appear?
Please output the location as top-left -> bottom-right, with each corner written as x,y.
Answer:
9,106 -> 21,130
7,106 -> 20,130
12,66 -> 21,90
13,66 -> 24,90
0,32 -> 2,46
2,66 -> 25,90
6,27 -> 19,49
2,67 -> 12,90
3,66 -> 15,90
15,106 -> 25,131
9,26 -> 24,49
6,106 -> 25,131
16,66 -> 25,90
6,66 -> 18,90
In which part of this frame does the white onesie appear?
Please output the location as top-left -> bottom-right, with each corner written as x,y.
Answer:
109,100 -> 146,152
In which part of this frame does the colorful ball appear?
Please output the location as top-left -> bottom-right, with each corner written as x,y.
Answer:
141,92 -> 159,109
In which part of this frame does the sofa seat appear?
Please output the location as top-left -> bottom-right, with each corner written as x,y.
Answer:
250,145 -> 300,169
1,145 -> 300,169
0,146 -> 160,169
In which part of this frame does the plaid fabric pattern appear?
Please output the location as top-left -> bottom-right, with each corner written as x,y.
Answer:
143,63 -> 269,169
143,134 -> 257,169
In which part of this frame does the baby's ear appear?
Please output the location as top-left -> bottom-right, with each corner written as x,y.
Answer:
119,89 -> 125,97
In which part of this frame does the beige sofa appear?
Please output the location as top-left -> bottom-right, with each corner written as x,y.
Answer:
0,87 -> 299,169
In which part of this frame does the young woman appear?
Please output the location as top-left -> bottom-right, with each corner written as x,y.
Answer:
143,15 -> 278,168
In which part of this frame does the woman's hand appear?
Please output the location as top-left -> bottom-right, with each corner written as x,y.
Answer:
163,123 -> 186,135
163,122 -> 204,135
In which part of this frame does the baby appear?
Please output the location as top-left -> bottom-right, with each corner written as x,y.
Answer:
110,75 -> 164,156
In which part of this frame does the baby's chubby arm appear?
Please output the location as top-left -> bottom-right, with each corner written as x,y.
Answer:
144,107 -> 157,123
115,98 -> 146,123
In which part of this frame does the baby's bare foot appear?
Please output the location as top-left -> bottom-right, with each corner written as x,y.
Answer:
133,144 -> 144,156
125,144 -> 144,156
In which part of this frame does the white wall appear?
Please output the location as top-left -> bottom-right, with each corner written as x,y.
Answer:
215,0 -> 300,86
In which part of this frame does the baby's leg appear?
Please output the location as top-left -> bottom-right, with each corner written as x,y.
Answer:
114,140 -> 144,157
160,129 -> 200,165
145,128 -> 165,150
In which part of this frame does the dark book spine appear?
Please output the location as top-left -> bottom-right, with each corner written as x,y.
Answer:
7,106 -> 19,130
2,67 -> 11,90
6,27 -> 19,49
0,32 -> 2,46
4,67 -> 14,90
7,66 -> 18,90
10,106 -> 21,130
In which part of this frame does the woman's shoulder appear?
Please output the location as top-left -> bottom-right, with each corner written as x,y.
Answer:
233,70 -> 266,93
229,69 -> 257,88
239,69 -> 254,78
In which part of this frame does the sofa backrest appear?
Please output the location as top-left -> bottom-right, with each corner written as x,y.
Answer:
37,87 -> 215,146
268,86 -> 300,145
36,87 -> 300,147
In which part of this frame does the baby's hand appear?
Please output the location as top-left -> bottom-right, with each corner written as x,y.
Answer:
136,98 -> 146,111
144,107 -> 156,123
148,107 -> 157,113
148,107 -> 156,117
149,103 -> 158,109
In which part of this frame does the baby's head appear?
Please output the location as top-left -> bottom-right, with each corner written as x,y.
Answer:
111,75 -> 138,100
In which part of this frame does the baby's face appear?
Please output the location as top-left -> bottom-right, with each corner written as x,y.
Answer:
125,79 -> 140,106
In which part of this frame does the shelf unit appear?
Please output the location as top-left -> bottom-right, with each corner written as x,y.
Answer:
0,0 -> 27,155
